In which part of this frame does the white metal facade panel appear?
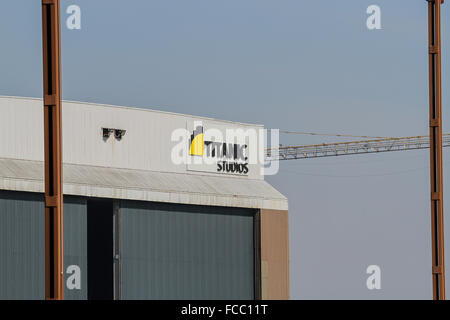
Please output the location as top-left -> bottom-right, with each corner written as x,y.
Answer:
0,96 -> 287,210
0,97 -> 44,162
0,96 -> 264,180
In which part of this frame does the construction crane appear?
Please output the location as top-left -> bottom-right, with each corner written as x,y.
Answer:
266,133 -> 450,161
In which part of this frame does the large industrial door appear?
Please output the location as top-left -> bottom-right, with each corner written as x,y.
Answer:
119,201 -> 255,299
87,199 -> 113,300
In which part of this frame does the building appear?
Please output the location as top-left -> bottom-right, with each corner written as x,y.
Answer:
0,96 -> 289,300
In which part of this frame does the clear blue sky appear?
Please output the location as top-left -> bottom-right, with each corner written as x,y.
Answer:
1,0 -> 450,299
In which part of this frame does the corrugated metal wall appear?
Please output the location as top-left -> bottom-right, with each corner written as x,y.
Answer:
64,197 -> 87,300
120,201 -> 255,300
0,191 -> 87,299
0,191 -> 45,299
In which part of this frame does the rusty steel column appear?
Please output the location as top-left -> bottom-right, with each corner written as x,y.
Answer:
427,0 -> 445,300
41,0 -> 64,300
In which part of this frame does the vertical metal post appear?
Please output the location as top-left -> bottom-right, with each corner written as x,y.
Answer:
41,0 -> 64,300
427,0 -> 446,300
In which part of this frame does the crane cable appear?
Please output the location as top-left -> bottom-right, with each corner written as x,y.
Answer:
279,130 -> 390,139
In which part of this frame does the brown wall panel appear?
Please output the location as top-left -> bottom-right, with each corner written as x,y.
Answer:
260,209 -> 289,300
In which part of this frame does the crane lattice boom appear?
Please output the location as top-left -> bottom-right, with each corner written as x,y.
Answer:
266,133 -> 450,161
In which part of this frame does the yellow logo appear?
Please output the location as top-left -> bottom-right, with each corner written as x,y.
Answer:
190,126 -> 204,156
